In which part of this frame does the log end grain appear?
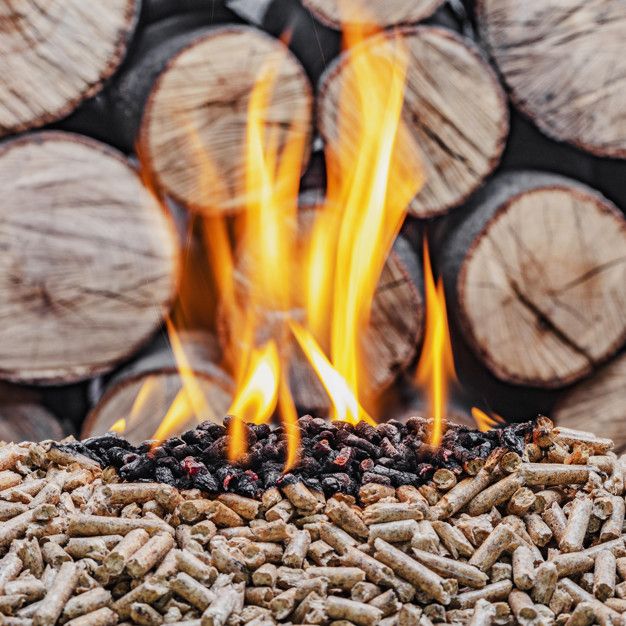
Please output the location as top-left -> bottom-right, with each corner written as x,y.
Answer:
0,0 -> 138,136
317,26 -> 508,218
477,0 -> 626,158
0,132 -> 180,384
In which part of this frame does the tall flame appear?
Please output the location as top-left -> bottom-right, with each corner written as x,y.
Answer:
415,237 -> 456,447
144,10 -> 425,466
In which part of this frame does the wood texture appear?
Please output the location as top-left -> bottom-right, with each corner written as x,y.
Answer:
439,171 -> 626,389
554,352 -> 626,452
477,0 -> 626,158
140,26 -> 313,214
317,26 -> 508,218
0,132 -> 179,384
84,332 -> 233,444
302,0 -> 444,29
0,0 -> 138,136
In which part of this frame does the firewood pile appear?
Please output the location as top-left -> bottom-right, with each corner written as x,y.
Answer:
1,418 -> 626,626
0,0 -> 625,445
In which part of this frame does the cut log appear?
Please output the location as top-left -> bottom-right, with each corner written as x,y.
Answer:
302,0 -> 445,29
60,11 -> 243,152
476,0 -> 626,158
139,26 -> 313,214
0,384 -> 67,443
0,0 -> 138,136
0,132 -> 179,384
317,26 -> 508,218
217,202 -> 424,416
83,332 -> 233,444
438,171 -> 626,389
554,351 -> 626,453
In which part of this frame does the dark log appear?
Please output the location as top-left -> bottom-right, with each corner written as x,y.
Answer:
139,26 -> 313,214
438,170 -> 626,389
317,26 -> 508,218
84,332 -> 232,444
0,0 -> 138,137
0,131 -> 179,384
477,0 -> 626,158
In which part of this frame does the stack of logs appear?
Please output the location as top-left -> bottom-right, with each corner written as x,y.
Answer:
0,0 -> 625,443
1,419 -> 626,625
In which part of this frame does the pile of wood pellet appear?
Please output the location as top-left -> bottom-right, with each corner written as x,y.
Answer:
1,417 -> 626,626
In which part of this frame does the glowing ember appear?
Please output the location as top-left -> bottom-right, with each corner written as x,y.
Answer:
415,237 -> 456,447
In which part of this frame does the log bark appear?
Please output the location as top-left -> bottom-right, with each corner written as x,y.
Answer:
554,351 -> 626,453
438,170 -> 626,389
0,384 -> 66,443
317,26 -> 508,218
0,0 -> 138,137
84,332 -> 233,443
139,26 -> 313,214
0,132 -> 179,384
302,0 -> 445,29
476,0 -> 626,158
218,200 -> 424,416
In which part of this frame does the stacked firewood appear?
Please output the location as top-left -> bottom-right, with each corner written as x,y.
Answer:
0,0 -> 625,444
1,418 -> 626,625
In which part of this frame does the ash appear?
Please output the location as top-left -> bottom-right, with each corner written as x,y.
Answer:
64,417 -> 534,499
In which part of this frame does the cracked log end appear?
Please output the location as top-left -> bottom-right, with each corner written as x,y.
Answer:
554,351 -> 626,452
317,26 -> 508,218
84,332 -> 233,443
302,0 -> 444,29
477,0 -> 626,158
447,171 -> 626,388
0,0 -> 138,137
139,26 -> 313,215
0,132 -> 179,384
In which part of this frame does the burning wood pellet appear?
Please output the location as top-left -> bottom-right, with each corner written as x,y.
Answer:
4,417 -> 626,625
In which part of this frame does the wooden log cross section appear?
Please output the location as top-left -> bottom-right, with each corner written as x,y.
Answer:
0,132 -> 179,384
0,0 -> 138,136
477,0 -> 626,158
439,171 -> 626,389
317,26 -> 509,218
139,26 -> 313,214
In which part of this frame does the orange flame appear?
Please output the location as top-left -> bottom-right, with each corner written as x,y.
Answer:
471,407 -> 505,433
144,13 -> 424,466
415,237 -> 456,447
109,418 -> 126,434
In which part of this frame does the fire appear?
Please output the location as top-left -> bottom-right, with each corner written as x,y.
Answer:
144,17 -> 424,466
471,407 -> 505,433
109,418 -> 126,434
415,237 -> 456,447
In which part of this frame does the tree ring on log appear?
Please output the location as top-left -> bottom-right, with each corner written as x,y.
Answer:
139,25 -> 313,215
0,131 -> 180,384
454,172 -> 626,388
477,0 -> 626,158
83,332 -> 233,444
0,0 -> 138,137
216,203 -> 424,416
301,0 -> 444,29
553,352 -> 626,453
317,26 -> 508,218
